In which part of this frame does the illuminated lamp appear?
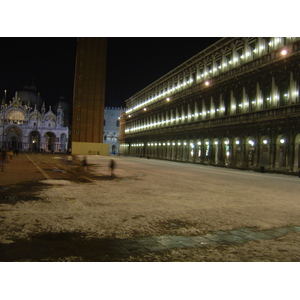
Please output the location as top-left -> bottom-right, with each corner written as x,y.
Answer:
281,49 -> 287,55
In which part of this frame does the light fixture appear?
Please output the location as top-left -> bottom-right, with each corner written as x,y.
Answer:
280,139 -> 285,144
281,49 -> 287,55
205,81 -> 210,86
263,140 -> 268,144
235,141 -> 240,145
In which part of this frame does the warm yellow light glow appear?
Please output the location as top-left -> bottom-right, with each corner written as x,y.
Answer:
205,81 -> 210,86
281,49 -> 287,55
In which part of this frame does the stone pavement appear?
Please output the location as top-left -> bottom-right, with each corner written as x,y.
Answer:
0,152 -> 62,186
1,152 -> 300,261
104,226 -> 300,256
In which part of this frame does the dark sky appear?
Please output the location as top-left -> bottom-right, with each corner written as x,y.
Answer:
0,37 -> 220,109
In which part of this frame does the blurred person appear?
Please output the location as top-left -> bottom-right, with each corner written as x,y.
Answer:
109,159 -> 115,178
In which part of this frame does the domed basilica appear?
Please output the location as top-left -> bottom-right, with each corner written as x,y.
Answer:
0,86 -> 69,152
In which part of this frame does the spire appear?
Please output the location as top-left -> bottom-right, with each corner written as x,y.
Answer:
3,90 -> 7,104
41,101 -> 46,113
13,91 -> 18,102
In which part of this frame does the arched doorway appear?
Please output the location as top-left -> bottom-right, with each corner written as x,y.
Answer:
112,144 -> 117,154
212,138 -> 220,164
260,136 -> 271,168
246,136 -> 256,167
29,131 -> 41,151
233,137 -> 242,166
5,126 -> 23,150
204,139 -> 210,163
276,134 -> 288,170
294,133 -> 300,172
44,132 -> 56,151
223,138 -> 230,166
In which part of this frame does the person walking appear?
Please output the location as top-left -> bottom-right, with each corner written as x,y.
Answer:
109,159 -> 115,178
1,150 -> 7,172
82,156 -> 87,171
67,155 -> 73,169
7,149 -> 13,161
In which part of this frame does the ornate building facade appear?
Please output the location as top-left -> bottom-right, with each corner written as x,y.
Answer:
119,37 -> 300,174
103,107 -> 124,154
0,89 -> 69,152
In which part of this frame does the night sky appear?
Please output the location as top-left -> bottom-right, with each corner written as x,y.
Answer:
0,37 -> 220,110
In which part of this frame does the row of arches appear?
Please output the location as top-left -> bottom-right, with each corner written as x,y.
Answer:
1,126 -> 68,152
126,71 -> 300,134
121,133 -> 300,173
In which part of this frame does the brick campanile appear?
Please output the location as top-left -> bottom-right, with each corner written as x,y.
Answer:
71,37 -> 107,153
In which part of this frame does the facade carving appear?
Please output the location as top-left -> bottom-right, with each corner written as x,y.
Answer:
119,37 -> 300,174
1,90 -> 69,152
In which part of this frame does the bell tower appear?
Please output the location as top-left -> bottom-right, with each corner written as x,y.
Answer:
71,37 -> 108,155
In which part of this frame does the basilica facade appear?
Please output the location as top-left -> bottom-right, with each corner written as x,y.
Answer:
0,88 -> 69,152
119,37 -> 300,175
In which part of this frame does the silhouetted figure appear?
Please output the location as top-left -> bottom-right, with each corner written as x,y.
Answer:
7,149 -> 13,161
82,156 -> 87,171
1,150 -> 6,172
67,155 -> 72,168
109,159 -> 115,178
